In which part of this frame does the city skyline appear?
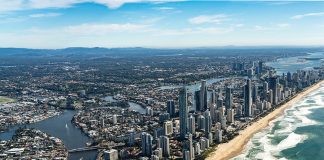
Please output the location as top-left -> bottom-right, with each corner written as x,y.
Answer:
0,1 -> 324,48
1,1 -> 324,159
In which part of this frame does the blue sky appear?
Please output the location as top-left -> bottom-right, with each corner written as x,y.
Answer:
0,0 -> 324,48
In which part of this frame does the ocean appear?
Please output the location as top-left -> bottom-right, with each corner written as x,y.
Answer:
234,51 -> 324,160
233,84 -> 324,160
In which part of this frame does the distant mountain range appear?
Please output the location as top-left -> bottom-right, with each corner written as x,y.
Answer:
0,47 -> 322,58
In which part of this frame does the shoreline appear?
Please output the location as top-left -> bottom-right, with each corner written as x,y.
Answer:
206,80 -> 324,160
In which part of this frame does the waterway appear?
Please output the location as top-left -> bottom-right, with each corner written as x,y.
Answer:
0,97 -> 146,160
159,77 -> 227,92
1,51 -> 322,160
102,96 -> 146,114
266,52 -> 324,75
0,110 -> 97,160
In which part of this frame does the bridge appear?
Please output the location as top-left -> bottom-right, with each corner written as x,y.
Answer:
68,146 -> 100,153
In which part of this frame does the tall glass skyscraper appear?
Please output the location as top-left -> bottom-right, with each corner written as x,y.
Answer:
199,80 -> 208,111
179,86 -> 188,139
141,132 -> 153,156
244,79 -> 252,117
269,76 -> 278,105
225,87 -> 233,109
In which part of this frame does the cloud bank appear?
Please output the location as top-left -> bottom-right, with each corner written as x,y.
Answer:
0,0 -> 186,12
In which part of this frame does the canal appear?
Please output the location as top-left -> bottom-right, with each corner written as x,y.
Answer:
1,52 -> 322,160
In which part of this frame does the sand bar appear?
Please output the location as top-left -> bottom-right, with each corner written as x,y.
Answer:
206,80 -> 324,160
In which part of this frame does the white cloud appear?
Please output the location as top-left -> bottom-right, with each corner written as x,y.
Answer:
277,23 -> 290,28
29,12 -> 62,18
86,0 -> 145,9
28,0 -> 80,9
188,14 -> 229,25
291,12 -> 324,19
0,16 -> 27,24
153,6 -> 181,14
254,23 -> 290,31
24,22 -> 233,38
0,0 -> 186,12
156,27 -> 233,36
268,1 -> 294,5
235,24 -> 244,27
140,17 -> 164,24
64,23 -> 151,35
0,0 -> 24,12
254,25 -> 269,31
154,7 -> 174,11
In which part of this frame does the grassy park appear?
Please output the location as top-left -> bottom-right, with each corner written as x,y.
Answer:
0,96 -> 16,103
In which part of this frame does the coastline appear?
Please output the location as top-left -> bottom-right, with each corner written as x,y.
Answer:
206,80 -> 324,160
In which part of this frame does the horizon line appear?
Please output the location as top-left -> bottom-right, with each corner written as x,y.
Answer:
1,45 -> 324,50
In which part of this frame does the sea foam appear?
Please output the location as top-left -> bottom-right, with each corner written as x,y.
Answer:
233,85 -> 324,160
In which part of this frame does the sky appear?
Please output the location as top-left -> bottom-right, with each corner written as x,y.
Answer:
0,0 -> 324,48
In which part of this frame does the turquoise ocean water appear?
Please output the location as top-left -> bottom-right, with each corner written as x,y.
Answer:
234,85 -> 324,160
234,52 -> 324,160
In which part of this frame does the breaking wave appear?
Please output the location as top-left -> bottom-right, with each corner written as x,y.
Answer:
233,85 -> 324,160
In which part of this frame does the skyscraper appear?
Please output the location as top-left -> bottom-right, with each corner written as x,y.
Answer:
199,137 -> 207,151
163,121 -> 173,136
159,113 -> 170,123
287,71 -> 292,83
112,115 -> 118,125
258,61 -> 263,74
244,79 -> 252,117
183,150 -> 191,160
217,98 -> 223,109
167,99 -> 176,118
146,107 -> 153,116
160,136 -> 170,157
226,108 -> 234,123
252,84 -> 258,103
210,103 -> 217,123
208,132 -> 213,145
194,90 -> 200,111
141,132 -> 153,156
188,133 -> 194,160
215,129 -> 222,143
183,133 -> 194,160
269,76 -> 278,105
204,110 -> 212,136
188,115 -> 195,134
263,81 -> 268,99
128,132 -> 135,146
210,90 -> 216,105
195,143 -> 201,156
199,80 -> 208,111
179,86 -> 188,139
248,68 -> 254,78
225,87 -> 233,109
198,115 -> 205,131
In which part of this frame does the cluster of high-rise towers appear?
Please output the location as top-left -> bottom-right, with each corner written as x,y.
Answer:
139,67 -> 321,160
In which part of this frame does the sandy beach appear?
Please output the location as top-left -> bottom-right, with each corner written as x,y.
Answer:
206,80 -> 324,160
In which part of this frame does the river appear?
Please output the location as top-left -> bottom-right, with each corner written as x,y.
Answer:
1,52 -> 322,160
159,77 -> 227,92
266,52 -> 324,75
0,110 -> 97,160
102,96 -> 146,114
0,97 -> 146,160
0,78 -> 225,160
